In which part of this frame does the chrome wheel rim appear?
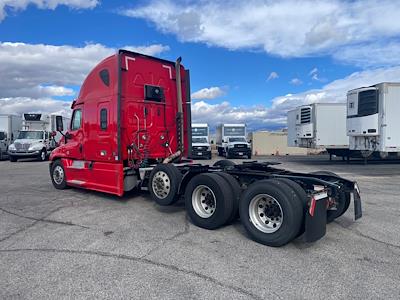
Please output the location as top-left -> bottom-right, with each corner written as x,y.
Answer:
152,171 -> 171,199
53,165 -> 64,185
41,151 -> 46,160
249,194 -> 283,233
192,185 -> 216,218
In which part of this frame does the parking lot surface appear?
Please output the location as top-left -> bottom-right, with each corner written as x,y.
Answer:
1,155 -> 400,299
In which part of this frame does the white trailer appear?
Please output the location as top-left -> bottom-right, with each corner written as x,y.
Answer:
191,123 -> 211,159
216,123 -> 251,158
287,110 -> 298,147
287,103 -> 350,159
8,113 -> 69,162
347,82 -> 400,159
0,114 -> 22,160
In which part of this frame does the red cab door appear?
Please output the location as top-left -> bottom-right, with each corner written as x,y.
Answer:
65,106 -> 84,160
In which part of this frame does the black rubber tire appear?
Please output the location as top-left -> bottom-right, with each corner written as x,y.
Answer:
310,171 -> 350,222
149,164 -> 182,206
213,159 -> 235,167
273,178 -> 307,237
50,159 -> 68,190
184,173 -> 234,230
9,155 -> 17,162
248,154 -> 252,159
38,149 -> 47,161
215,172 -> 241,223
239,179 -> 303,247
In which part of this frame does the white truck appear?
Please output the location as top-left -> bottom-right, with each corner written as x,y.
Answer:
8,113 -> 69,162
216,123 -> 251,159
347,82 -> 400,159
191,123 -> 212,159
287,103 -> 350,160
0,114 -> 22,160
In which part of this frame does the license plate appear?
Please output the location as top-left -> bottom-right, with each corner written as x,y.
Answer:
198,152 -> 203,155
238,152 -> 243,155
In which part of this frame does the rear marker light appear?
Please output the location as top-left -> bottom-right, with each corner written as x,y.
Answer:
309,197 -> 316,217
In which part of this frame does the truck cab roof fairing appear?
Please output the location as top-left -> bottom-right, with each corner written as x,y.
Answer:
76,55 -> 118,105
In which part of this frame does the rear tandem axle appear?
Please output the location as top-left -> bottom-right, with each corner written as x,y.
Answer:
144,160 -> 362,247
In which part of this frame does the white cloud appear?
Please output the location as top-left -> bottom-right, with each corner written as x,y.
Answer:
192,66 -> 400,131
191,101 -> 282,130
0,42 -> 169,115
0,97 -> 72,117
267,72 -> 279,81
308,67 -> 321,81
334,42 -> 400,67
122,0 -> 400,67
290,78 -> 303,86
0,0 -> 99,21
309,68 -> 318,76
191,86 -> 225,100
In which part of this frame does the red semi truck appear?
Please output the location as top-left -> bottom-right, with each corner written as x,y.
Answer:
50,50 -> 362,247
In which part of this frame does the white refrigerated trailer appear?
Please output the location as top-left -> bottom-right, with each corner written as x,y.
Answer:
287,103 -> 350,160
0,114 -> 22,160
347,82 -> 400,160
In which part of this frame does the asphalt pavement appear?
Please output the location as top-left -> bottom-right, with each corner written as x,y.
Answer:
0,155 -> 399,299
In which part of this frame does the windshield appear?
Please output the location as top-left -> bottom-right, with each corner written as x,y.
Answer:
229,137 -> 246,142
0,132 -> 5,140
192,137 -> 208,143
17,131 -> 43,140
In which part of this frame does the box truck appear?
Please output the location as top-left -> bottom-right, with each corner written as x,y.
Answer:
347,82 -> 400,159
49,50 -> 361,247
0,114 -> 22,160
216,123 -> 251,158
191,123 -> 211,159
287,103 -> 350,159
8,113 -> 69,162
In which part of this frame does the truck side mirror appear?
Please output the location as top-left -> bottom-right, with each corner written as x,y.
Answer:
56,116 -> 64,132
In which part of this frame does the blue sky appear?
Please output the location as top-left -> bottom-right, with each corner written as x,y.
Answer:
0,0 -> 400,130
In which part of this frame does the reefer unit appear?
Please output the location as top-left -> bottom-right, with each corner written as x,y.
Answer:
347,82 -> 400,156
287,103 -> 348,150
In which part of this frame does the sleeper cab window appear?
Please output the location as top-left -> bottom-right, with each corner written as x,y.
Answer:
71,109 -> 82,131
99,69 -> 110,86
100,108 -> 107,130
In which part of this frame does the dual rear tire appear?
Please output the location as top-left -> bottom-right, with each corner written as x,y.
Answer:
310,171 -> 351,223
239,179 -> 304,247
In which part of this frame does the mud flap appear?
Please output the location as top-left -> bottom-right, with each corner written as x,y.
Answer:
353,183 -> 362,220
305,194 -> 328,243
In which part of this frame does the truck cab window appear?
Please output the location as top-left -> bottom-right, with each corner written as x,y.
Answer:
71,109 -> 82,130
99,69 -> 110,86
100,108 -> 107,130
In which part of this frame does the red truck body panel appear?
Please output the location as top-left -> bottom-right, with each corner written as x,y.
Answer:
50,50 -> 191,196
